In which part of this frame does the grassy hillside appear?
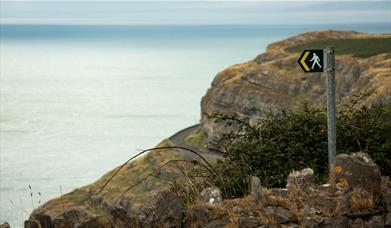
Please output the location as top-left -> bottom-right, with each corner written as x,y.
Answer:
286,37 -> 391,57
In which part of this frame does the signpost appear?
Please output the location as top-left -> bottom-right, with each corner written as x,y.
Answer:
298,47 -> 336,167
298,50 -> 324,73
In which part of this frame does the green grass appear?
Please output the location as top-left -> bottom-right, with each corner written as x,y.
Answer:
185,128 -> 205,150
70,188 -> 91,204
287,37 -> 391,58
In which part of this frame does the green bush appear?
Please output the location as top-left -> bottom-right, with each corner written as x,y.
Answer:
207,103 -> 391,199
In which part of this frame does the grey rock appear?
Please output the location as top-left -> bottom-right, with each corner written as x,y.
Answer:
382,176 -> 391,189
155,191 -> 184,228
31,214 -> 52,228
89,196 -> 110,212
382,192 -> 391,212
385,213 -> 391,227
270,207 -> 294,224
336,194 -> 352,216
331,152 -> 381,196
200,187 -> 223,205
233,205 -> 242,214
300,206 -> 317,217
270,188 -> 288,198
190,207 -> 209,225
286,168 -> 314,190
24,220 -> 40,228
76,216 -> 114,228
301,218 -> 320,228
320,217 -> 349,228
0,223 -> 10,228
349,218 -> 364,228
255,52 -> 279,64
205,218 -> 229,228
141,213 -> 155,228
238,216 -> 259,228
314,192 -> 350,216
110,205 -> 137,228
52,217 -> 67,228
364,215 -> 383,228
251,176 -> 264,204
53,209 -> 91,228
315,194 -> 338,216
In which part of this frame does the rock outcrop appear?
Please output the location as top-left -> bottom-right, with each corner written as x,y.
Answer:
184,153 -> 390,227
201,30 -> 391,147
330,152 -> 382,196
286,168 -> 315,191
199,187 -> 223,206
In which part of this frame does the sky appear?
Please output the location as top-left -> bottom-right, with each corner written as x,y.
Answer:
0,1 -> 390,25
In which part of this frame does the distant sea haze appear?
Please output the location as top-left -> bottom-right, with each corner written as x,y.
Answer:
0,23 -> 390,227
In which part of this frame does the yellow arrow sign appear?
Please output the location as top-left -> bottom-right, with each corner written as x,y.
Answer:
300,51 -> 310,72
298,49 -> 324,73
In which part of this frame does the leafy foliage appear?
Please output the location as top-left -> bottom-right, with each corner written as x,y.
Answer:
207,103 -> 391,198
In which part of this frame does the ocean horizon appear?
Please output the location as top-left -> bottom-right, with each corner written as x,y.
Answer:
1,23 -> 390,227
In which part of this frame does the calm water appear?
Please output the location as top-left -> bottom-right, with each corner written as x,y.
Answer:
1,24 -> 390,226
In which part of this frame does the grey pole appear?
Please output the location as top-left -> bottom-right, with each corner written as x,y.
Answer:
325,47 -> 336,167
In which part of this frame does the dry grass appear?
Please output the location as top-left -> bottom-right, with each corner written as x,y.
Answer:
263,187 -> 307,220
264,190 -> 290,208
225,195 -> 277,226
350,188 -> 374,212
380,176 -> 391,194
187,200 -> 227,228
186,195 -> 281,227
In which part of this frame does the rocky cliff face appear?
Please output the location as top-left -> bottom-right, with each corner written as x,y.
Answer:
201,30 -> 391,146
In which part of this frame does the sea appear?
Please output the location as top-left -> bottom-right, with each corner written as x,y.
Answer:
0,23 -> 390,227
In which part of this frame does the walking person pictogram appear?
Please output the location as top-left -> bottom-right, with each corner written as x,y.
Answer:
298,50 -> 324,72
310,53 -> 322,69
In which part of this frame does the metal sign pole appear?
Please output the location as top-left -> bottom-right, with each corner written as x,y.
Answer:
298,47 -> 337,167
325,47 -> 336,167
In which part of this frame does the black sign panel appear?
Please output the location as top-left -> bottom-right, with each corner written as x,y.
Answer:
298,50 -> 324,73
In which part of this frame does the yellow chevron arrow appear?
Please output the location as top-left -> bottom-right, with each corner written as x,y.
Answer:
300,51 -> 310,72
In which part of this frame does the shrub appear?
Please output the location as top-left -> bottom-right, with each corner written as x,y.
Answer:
207,103 -> 391,199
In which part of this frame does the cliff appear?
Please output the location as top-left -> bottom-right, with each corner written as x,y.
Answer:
27,30 -> 391,227
201,30 -> 391,146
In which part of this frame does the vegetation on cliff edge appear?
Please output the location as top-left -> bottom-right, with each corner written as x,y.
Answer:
201,102 -> 391,199
286,37 -> 391,57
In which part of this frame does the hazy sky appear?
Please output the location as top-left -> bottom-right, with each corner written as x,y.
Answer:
0,1 -> 390,25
